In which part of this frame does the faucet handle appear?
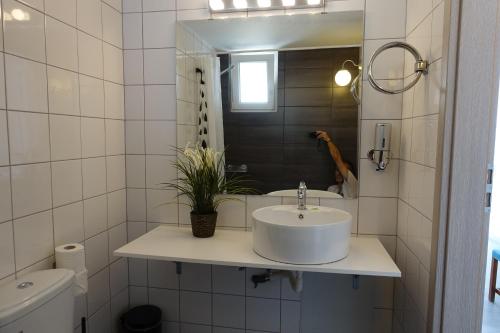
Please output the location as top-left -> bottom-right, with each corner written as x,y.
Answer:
299,181 -> 307,189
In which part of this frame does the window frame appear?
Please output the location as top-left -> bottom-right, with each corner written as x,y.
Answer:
230,52 -> 278,112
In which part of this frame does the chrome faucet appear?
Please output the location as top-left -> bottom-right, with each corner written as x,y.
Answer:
297,181 -> 307,210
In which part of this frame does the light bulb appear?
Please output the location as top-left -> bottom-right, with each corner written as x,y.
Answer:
11,9 -> 26,21
282,0 -> 296,6
258,0 -> 271,7
335,69 -> 352,87
209,0 -> 225,10
233,0 -> 248,9
307,0 -> 321,4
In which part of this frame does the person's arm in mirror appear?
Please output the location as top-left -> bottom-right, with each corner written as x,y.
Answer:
315,131 -> 349,178
315,130 -> 358,198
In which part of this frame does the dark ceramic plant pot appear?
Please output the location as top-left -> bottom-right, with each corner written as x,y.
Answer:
190,212 -> 218,238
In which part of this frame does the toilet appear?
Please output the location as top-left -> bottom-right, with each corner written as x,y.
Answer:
0,269 -> 75,333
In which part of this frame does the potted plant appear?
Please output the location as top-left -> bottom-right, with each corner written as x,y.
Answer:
165,145 -> 251,238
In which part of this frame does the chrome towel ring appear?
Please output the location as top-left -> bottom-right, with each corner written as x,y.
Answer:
368,42 -> 429,95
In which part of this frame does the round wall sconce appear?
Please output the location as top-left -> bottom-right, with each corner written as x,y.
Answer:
335,59 -> 362,104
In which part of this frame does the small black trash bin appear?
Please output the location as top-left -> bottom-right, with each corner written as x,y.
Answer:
121,305 -> 162,333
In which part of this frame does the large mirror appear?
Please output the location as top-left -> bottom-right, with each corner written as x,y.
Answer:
176,11 -> 363,198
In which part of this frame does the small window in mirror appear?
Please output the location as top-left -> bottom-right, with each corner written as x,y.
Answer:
231,52 -> 277,112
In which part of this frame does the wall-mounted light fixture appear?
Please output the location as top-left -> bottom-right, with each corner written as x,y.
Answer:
335,59 -> 362,104
209,0 -> 324,12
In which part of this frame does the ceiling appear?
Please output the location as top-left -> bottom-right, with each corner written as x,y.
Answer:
181,11 -> 364,52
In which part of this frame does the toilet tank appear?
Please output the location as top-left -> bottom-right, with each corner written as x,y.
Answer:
0,269 -> 75,333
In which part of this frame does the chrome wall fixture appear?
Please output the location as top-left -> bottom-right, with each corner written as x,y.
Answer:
367,41 -> 429,95
367,123 -> 392,171
209,0 -> 324,13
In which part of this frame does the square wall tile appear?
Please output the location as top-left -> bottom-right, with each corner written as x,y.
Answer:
106,120 -> 125,155
45,0 -> 77,26
123,0 -> 142,12
104,82 -> 125,120
102,3 -> 123,48
107,189 -> 126,228
8,111 -> 50,164
124,50 -> 144,85
46,17 -> 78,71
53,201 -> 84,246
127,221 -> 146,241
126,155 -> 145,188
145,85 -> 177,120
129,286 -> 147,307
82,118 -> 106,158
125,121 -> 145,154
108,223 -> 127,262
106,155 -> 126,192
144,49 -> 176,85
245,297 -> 280,332
129,258 -> 147,286
217,196 -> 246,228
77,0 -> 102,38
88,267 -> 110,315
84,195 -> 108,238
148,260 -> 179,289
3,0 -> 46,62
149,288 -> 180,322
358,197 -> 398,235
103,44 -> 124,84
14,211 -> 54,269
110,258 -> 128,296
82,157 -> 107,198
213,294 -> 245,329
146,155 -> 176,189
49,115 -> 81,160
77,32 -> 103,79
143,11 -> 176,49
180,291 -> 212,325
85,231 -> 109,275
0,112 -> 8,166
80,75 -> 105,117
51,159 -> 83,207
146,189 -> 178,223
127,189 -> 146,221
0,221 -> 15,279
123,13 -> 143,49
47,66 -> 80,116
125,86 -> 144,120
359,159 -> 399,197
281,300 -> 301,333
143,0 -> 175,11
11,163 -> 52,218
364,0 -> 406,39
5,55 -> 48,113
0,167 -> 12,223
145,121 -> 176,155
180,263 -> 212,292
212,266 -> 245,295
88,303 -> 111,333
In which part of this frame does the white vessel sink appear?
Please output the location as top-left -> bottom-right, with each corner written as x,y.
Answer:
252,205 -> 352,264
266,189 -> 342,199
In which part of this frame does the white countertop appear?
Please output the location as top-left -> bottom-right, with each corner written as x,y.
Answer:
114,226 -> 401,278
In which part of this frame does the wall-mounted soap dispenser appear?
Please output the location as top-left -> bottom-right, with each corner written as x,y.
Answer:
367,123 -> 391,171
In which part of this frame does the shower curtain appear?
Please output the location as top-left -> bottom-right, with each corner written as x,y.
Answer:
197,55 -> 225,154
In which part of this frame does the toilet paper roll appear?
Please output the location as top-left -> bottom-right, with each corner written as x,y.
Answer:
55,243 -> 86,273
74,269 -> 88,296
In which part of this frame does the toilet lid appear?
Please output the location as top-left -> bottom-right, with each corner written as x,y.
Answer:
0,269 -> 74,326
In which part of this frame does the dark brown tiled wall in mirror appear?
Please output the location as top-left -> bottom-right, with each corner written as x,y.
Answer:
221,48 -> 360,193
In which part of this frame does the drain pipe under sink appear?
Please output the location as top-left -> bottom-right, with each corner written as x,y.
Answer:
251,270 -> 303,293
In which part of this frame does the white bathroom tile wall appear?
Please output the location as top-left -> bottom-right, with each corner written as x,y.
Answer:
47,67 -> 80,116
394,1 -> 446,331
0,1 -> 126,330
